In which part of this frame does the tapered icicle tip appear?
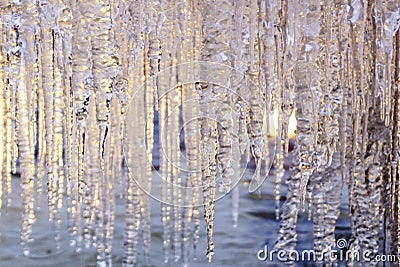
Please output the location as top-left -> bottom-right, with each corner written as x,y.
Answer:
248,162 -> 262,193
206,244 -> 214,262
299,174 -> 310,212
248,176 -> 259,193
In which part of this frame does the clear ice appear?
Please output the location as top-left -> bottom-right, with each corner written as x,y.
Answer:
0,0 -> 400,266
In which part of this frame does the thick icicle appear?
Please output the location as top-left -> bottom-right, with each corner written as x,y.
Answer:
70,0 -> 93,251
312,153 -> 343,263
199,0 -> 233,261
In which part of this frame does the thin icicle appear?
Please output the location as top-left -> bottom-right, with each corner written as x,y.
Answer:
140,1 -> 161,261
52,26 -> 65,249
18,62 -> 35,256
0,13 -> 4,213
170,7 -> 183,263
59,1 -> 74,238
104,97 -> 120,266
265,0 -> 285,220
180,0 -> 200,265
199,84 -> 217,262
83,94 -> 98,249
3,5 -> 20,208
157,0 -> 176,263
122,63 -> 143,265
232,185 -> 239,228
18,22 -> 36,256
38,0 -> 56,226
191,0 -> 203,258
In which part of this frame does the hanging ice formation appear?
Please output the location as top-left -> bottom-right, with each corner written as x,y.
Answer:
1,0 -> 400,266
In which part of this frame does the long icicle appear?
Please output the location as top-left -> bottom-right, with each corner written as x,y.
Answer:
19,0 -> 36,255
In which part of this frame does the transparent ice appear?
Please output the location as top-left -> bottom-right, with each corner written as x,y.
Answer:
0,0 -> 400,266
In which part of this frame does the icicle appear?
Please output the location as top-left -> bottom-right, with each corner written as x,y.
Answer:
274,156 -> 301,253
122,59 -> 144,266
70,0 -> 93,251
378,0 -> 399,257
59,1 -> 74,238
140,1 -> 162,261
104,97 -> 119,266
191,1 -> 203,258
83,94 -> 98,249
141,47 -> 154,267
312,152 -> 343,263
338,0 -> 351,191
6,1 -> 19,184
266,0 -> 285,220
21,0 -> 42,253
156,0 -> 178,263
247,88 -> 265,193
216,92 -> 234,193
0,14 -> 4,213
3,0 -> 400,265
393,72 -> 400,256
35,26 -> 45,210
122,152 -> 142,267
181,82 -> 201,265
110,0 -> 127,200
314,0 -> 342,173
275,0 -> 321,253
122,3 -> 146,263
84,0 -> 117,264
142,6 -> 161,258
170,7 -> 183,264
23,12 -> 39,215
199,0 -> 236,261
158,50 -> 171,266
199,84 -> 217,262
52,26 -> 65,249
375,0 -> 399,126
241,1 -> 266,193
305,0 -> 344,226
273,143 -> 284,220
347,0 -> 366,261
180,0 -> 201,265
232,184 -> 239,228
125,42 -> 147,267
18,17 -> 36,255
171,87 -> 183,263
281,0 -> 296,158
4,4 -> 20,208
294,0 -> 321,210
38,0 -> 55,226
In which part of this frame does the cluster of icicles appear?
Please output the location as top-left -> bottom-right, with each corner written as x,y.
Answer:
0,0 -> 400,266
